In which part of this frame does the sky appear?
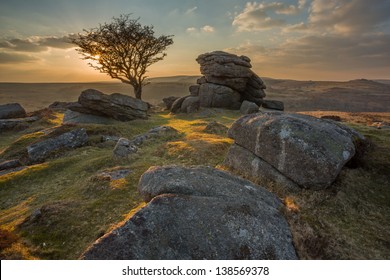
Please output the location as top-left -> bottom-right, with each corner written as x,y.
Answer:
0,0 -> 390,82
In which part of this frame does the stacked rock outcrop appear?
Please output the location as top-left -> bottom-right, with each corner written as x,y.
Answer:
173,51 -> 268,113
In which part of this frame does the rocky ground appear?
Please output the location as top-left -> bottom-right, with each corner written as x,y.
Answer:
1,51 -> 389,260
0,104 -> 389,259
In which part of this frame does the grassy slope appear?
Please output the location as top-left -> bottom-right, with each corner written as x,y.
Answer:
0,109 -> 389,259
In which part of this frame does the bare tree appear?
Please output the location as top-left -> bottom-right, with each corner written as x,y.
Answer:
72,14 -> 174,99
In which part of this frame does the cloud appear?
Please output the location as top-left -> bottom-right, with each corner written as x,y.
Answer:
186,25 -> 215,34
298,0 -> 306,9
0,38 -> 46,52
0,52 -> 39,64
185,6 -> 198,15
233,1 -> 305,31
227,33 -> 390,72
186,27 -> 197,33
308,0 -> 390,35
282,22 -> 307,33
201,25 -> 215,33
0,35 -> 75,53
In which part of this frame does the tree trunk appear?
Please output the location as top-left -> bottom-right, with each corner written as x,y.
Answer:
133,84 -> 142,100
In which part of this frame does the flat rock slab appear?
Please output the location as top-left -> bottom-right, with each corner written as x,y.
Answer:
76,89 -> 149,121
226,112 -> 366,189
27,128 -> 88,163
81,166 -> 297,260
0,116 -> 39,131
63,110 -> 119,125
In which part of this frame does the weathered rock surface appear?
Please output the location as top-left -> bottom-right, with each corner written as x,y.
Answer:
262,100 -> 284,111
0,103 -> 26,119
180,96 -> 200,113
70,89 -> 148,121
27,128 -> 89,163
113,138 -> 138,159
170,96 -> 188,114
81,166 -> 297,260
63,110 -> 118,125
198,83 -> 241,109
0,116 -> 39,131
0,159 -> 22,171
225,112 -> 366,189
224,144 -> 299,191
240,101 -> 259,115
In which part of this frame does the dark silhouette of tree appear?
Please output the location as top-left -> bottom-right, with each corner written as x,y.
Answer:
72,14 -> 174,99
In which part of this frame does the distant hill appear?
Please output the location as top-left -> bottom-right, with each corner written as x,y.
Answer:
375,79 -> 390,85
0,76 -> 389,112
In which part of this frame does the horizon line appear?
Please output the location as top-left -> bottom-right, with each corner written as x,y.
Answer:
0,76 -> 389,84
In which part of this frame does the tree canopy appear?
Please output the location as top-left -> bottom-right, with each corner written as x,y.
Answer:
72,14 -> 174,99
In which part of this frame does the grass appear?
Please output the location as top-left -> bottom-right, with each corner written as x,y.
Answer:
0,109 -> 238,259
0,109 -> 389,259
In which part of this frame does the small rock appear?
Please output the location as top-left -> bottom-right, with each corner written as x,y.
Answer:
113,138 -> 138,158
262,100 -> 284,111
0,103 -> 26,119
240,101 -> 259,115
101,135 -> 121,143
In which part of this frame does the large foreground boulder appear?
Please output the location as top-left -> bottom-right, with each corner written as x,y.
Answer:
27,128 -> 88,163
70,89 -> 148,121
224,112 -> 366,190
81,166 -> 297,260
0,103 -> 26,119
